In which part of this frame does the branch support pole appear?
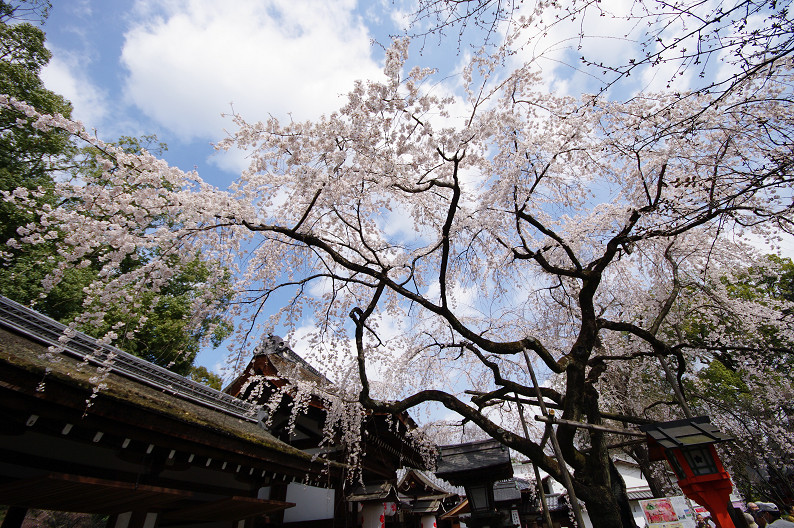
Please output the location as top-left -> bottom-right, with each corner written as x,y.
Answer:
656,353 -> 693,419
523,350 -> 586,528
533,415 -> 645,437
516,392 -> 555,528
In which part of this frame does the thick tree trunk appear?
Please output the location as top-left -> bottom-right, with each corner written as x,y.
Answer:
581,489 -> 625,528
575,460 -> 640,528
610,459 -> 641,528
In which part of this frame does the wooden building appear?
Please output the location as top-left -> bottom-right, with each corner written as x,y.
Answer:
224,335 -> 430,528
0,296 -> 344,528
396,469 -> 460,528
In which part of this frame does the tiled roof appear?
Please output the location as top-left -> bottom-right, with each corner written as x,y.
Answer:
0,295 -> 259,421
626,488 -> 655,501
398,468 -> 456,495
347,481 -> 398,502
436,439 -> 513,482
254,334 -> 329,385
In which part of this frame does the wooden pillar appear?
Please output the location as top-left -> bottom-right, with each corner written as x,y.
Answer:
110,511 -> 159,528
269,482 -> 289,525
0,507 -> 27,528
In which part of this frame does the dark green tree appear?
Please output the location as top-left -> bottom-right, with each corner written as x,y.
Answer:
0,0 -> 74,300
0,2 -> 230,385
62,135 -> 233,376
189,365 -> 223,390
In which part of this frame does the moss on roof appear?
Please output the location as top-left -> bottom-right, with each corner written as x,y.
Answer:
0,327 -> 344,472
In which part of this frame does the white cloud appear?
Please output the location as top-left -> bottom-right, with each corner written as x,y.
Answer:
208,147 -> 252,175
41,50 -> 109,128
121,0 -> 383,142
389,7 -> 412,33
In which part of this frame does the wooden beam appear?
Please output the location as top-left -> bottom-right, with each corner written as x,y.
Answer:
0,473 -> 193,514
165,496 -> 295,522
534,415 -> 645,437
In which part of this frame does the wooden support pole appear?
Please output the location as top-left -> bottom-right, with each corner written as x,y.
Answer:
465,390 -> 655,425
516,392 -> 555,528
656,354 -> 694,419
522,350 -> 587,528
533,416 -> 645,437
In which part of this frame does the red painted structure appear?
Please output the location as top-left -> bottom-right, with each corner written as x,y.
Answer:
667,444 -> 734,528
641,417 -> 735,528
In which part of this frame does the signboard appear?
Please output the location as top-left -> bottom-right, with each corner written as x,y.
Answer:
641,498 -> 679,524
640,497 -> 697,528
669,496 -> 697,528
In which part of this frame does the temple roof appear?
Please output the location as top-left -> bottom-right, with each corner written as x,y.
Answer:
436,439 -> 513,484
0,296 -> 345,484
346,481 -> 399,502
253,334 -> 329,386
0,297 -> 348,522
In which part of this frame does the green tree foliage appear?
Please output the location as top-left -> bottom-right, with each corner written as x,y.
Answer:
0,0 -> 73,286
0,3 -> 230,385
676,256 -> 794,377
597,256 -> 794,501
63,135 -> 233,375
188,365 -> 223,390
686,257 -> 794,502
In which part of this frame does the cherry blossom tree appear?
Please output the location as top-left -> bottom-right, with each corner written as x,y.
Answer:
0,1 -> 230,382
408,0 -> 794,101
596,255 -> 794,502
407,0 -> 794,510
3,21 -> 794,527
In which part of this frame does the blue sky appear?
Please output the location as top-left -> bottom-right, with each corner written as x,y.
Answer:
40,1 -> 415,188
39,0 -> 713,180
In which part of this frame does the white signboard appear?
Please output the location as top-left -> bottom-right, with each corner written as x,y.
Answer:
669,496 -> 697,528
640,496 -> 698,528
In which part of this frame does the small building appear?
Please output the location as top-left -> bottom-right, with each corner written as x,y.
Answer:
224,334 -> 431,528
397,469 -> 461,528
436,439 -> 516,528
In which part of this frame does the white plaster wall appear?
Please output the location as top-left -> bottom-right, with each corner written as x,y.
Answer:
616,461 -> 647,489
283,483 -> 336,522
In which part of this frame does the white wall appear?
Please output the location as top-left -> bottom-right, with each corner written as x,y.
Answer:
284,483 -> 336,522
